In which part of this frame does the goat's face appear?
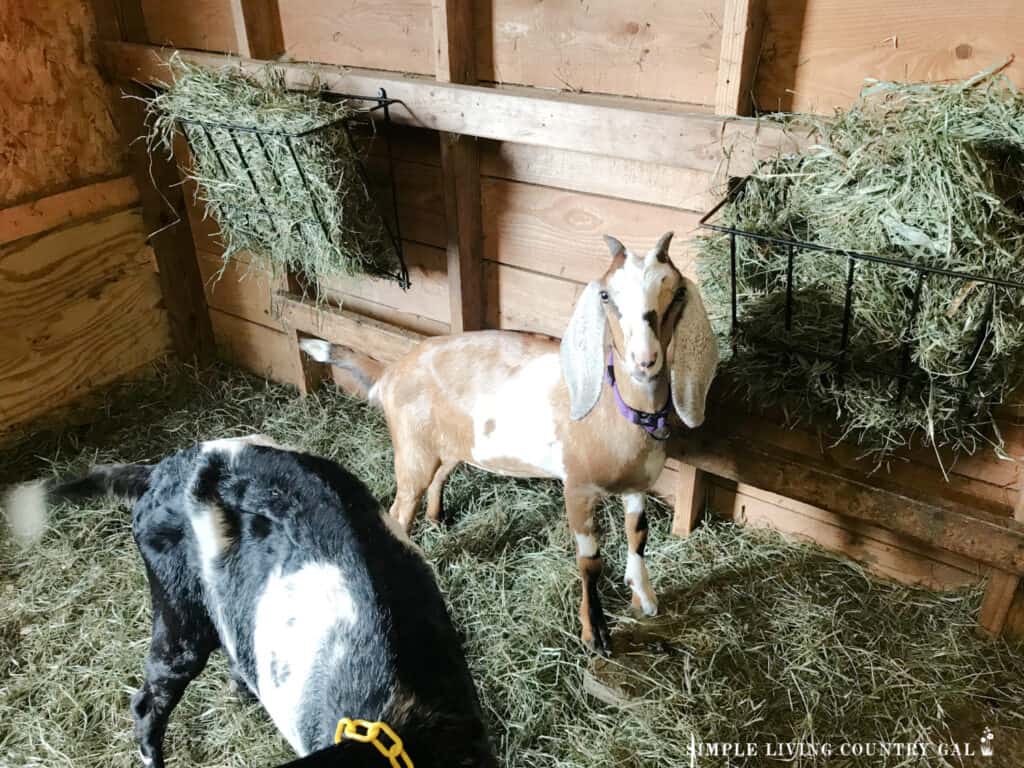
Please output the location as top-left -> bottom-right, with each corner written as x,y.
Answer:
560,231 -> 720,427
599,232 -> 682,383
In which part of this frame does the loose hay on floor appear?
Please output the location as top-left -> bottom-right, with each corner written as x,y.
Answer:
1,364 -> 1022,767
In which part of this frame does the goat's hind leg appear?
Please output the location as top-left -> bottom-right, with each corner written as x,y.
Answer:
132,564 -> 218,768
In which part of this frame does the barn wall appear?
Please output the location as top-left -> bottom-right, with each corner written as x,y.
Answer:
0,1 -> 171,434
133,1 -> 1024,597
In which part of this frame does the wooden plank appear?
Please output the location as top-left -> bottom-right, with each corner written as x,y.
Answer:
100,42 -> 802,174
483,262 -> 580,338
0,176 -> 139,246
229,0 -> 284,60
278,0 -> 433,75
671,462 -> 708,536
479,0 -> 722,106
756,0 -> 1024,114
196,251 -> 286,331
708,481 -> 985,590
325,293 -> 449,338
481,142 -> 720,212
1,0 -> 125,207
675,431 -> 1024,576
481,179 -> 703,284
433,0 -> 484,333
978,489 -> 1024,636
210,309 -> 302,388
139,0 -> 238,52
274,293 -> 424,365
715,0 -> 765,115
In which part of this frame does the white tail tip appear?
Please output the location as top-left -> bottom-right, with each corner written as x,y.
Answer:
2,481 -> 49,546
299,338 -> 333,363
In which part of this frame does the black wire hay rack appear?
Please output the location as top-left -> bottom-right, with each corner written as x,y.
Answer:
174,89 -> 410,289
698,177 -> 1024,409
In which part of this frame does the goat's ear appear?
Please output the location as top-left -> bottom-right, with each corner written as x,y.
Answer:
651,231 -> 674,261
560,281 -> 608,420
603,235 -> 626,258
668,277 -> 720,428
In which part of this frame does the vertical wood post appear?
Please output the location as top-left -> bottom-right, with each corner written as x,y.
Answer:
432,0 -> 485,332
715,0 -> 766,116
229,0 -> 284,60
671,461 -> 708,537
978,485 -> 1024,637
90,0 -> 217,364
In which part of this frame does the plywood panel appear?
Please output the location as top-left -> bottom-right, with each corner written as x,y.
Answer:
483,262 -> 579,338
478,0 -> 723,105
757,0 -> 1024,113
197,251 -> 286,331
0,209 -> 170,429
0,177 -> 139,246
482,179 -> 701,284
210,309 -> 302,387
141,0 -> 239,52
0,0 -> 123,206
278,0 -> 434,74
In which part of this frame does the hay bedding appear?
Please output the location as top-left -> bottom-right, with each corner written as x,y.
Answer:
1,364 -> 1023,768
698,68 -> 1024,465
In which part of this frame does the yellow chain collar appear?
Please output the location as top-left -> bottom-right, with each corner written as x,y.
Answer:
334,718 -> 414,768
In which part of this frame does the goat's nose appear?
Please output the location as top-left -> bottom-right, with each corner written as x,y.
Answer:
632,352 -> 658,370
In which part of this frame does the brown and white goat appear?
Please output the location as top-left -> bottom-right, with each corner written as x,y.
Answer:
302,232 -> 719,655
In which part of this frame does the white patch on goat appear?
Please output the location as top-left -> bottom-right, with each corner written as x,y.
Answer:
188,500 -> 238,659
469,353 -> 565,479
254,562 -> 357,755
201,434 -> 280,460
2,480 -> 49,546
625,552 -> 658,616
298,338 -> 333,363
574,532 -> 599,559
622,493 -> 644,516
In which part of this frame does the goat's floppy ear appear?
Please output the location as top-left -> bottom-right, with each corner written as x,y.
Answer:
603,235 -> 626,258
560,281 -> 608,420
651,231 -> 674,261
668,278 -> 720,428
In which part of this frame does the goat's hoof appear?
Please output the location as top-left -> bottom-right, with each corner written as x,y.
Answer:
583,623 -> 613,657
630,591 -> 659,617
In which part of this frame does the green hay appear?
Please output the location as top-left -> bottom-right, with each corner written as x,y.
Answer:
698,67 -> 1024,465
2,364 -> 1024,767
147,56 -> 400,283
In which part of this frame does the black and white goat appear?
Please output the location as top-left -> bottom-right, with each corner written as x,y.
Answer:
4,435 -> 496,768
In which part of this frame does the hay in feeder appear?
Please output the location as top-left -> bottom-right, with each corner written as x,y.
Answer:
147,57 -> 401,284
697,66 -> 1024,464
2,364 -> 1024,768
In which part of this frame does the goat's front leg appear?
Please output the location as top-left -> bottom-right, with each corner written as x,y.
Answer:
565,486 -> 611,656
622,493 -> 657,616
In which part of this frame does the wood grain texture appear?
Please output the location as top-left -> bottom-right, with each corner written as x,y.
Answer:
481,142 -> 720,212
278,0 -> 434,74
483,262 -> 578,338
210,309 -> 302,388
439,134 -> 485,332
672,463 -> 708,536
756,0 -> 1024,113
709,480 -> 985,590
978,570 -> 1021,637
0,0 -> 124,206
197,251 -> 286,331
715,0 -> 765,115
0,176 -> 139,246
0,208 -> 171,429
140,0 -> 239,52
478,0 -> 722,105
482,179 -> 702,284
101,42 -> 802,174
229,0 -> 284,59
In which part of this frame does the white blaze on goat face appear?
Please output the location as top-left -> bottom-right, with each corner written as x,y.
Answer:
469,353 -> 566,479
604,244 -> 683,382
254,562 -> 357,755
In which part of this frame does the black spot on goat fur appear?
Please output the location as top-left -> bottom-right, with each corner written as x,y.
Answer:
38,442 -> 497,768
642,310 -> 658,330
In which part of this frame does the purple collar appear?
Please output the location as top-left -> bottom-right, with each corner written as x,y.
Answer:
605,352 -> 671,440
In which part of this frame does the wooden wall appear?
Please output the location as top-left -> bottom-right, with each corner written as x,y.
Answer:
0,2 -> 171,433
110,0 -> 1024,608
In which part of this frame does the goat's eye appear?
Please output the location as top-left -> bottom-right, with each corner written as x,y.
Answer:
599,290 -> 610,302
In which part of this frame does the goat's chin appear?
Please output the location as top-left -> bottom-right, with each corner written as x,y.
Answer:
629,368 -> 663,386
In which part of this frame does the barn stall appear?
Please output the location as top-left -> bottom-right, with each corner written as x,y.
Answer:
2,1 -> 1024,766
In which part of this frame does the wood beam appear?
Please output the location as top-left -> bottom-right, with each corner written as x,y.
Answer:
432,0 -> 484,332
675,432 -> 1024,576
99,42 -> 801,175
0,177 -> 139,246
671,462 -> 708,537
229,0 -> 284,60
90,4 -> 216,363
978,486 -> 1024,636
715,0 -> 766,116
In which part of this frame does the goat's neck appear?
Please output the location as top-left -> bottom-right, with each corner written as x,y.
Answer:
611,353 -> 669,413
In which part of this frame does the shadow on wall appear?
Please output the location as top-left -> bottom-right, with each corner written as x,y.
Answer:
753,0 -> 809,114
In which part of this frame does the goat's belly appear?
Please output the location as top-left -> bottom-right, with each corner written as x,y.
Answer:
253,562 -> 358,755
467,354 -> 566,481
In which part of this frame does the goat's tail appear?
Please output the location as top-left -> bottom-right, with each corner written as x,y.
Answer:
299,339 -> 385,400
2,463 -> 153,546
